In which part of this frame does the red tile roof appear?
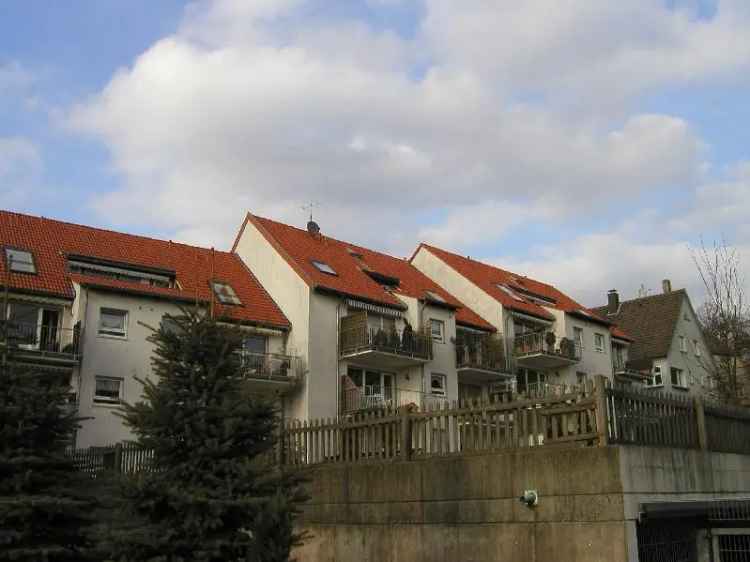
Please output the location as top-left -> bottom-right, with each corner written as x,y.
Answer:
238,214 -> 495,332
413,243 -> 627,337
0,210 -> 290,329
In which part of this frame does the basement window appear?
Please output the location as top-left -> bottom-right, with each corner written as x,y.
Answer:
311,260 -> 337,276
5,248 -> 36,274
212,281 -> 242,305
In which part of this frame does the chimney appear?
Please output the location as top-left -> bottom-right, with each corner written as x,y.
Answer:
307,220 -> 320,237
607,289 -> 619,314
662,279 -> 672,294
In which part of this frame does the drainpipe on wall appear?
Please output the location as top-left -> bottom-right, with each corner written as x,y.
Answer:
336,301 -> 341,419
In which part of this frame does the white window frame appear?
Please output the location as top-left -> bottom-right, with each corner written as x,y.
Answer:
98,308 -> 128,339
430,319 -> 445,343
311,260 -> 337,276
574,327 -> 584,351
649,366 -> 664,387
93,376 -> 123,405
211,281 -> 242,305
679,336 -> 687,353
593,333 -> 605,353
430,373 -> 447,396
694,339 -> 701,357
671,367 -> 687,389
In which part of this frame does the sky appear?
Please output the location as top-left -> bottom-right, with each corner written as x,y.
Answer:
1,0 -> 749,308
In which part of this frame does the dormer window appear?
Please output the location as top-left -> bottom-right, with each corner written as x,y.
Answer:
5,248 -> 36,274
212,281 -> 242,305
311,260 -> 337,276
67,255 -> 175,288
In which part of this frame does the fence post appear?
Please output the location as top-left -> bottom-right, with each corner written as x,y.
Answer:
594,375 -> 609,447
113,443 -> 123,474
400,410 -> 412,461
694,397 -> 708,450
276,421 -> 286,466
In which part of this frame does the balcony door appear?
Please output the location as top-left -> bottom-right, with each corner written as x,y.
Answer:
347,367 -> 394,409
6,303 -> 59,350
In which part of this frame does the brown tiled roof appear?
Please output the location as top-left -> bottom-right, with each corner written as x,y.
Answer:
0,210 -> 290,329
591,290 -> 687,362
236,214 -> 496,332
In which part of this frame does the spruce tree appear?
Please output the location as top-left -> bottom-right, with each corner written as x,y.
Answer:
109,311 -> 307,562
0,357 -> 96,561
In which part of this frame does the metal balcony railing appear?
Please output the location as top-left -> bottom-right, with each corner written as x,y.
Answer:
237,351 -> 301,381
513,332 -> 581,361
1,321 -> 81,362
455,331 -> 508,372
341,385 -> 449,413
339,326 -> 432,361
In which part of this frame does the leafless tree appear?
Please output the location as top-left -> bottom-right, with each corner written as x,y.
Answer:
692,239 -> 750,404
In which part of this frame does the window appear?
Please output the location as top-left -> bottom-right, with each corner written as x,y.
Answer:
311,260 -> 337,275
5,248 -> 36,274
576,371 -> 588,384
68,256 -> 174,288
242,334 -> 267,354
679,336 -> 687,352
430,373 -> 447,396
694,339 -> 701,357
99,308 -> 128,338
94,377 -> 122,404
430,319 -> 445,343
594,333 -> 605,353
649,366 -> 663,387
671,367 -> 686,388
212,281 -> 242,305
574,327 -> 584,351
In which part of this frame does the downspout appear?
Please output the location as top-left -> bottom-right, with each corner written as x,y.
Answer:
419,299 -> 428,403
336,301 -> 342,419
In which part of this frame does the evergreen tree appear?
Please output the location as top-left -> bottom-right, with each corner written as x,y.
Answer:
0,356 -> 96,561
109,311 -> 307,562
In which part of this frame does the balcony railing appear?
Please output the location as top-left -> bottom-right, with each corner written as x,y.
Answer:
339,326 -> 432,362
513,332 -> 581,361
0,321 -> 81,363
341,385 -> 449,413
238,351 -> 301,382
455,331 -> 508,373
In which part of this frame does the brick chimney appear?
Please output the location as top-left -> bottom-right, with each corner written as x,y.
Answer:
662,279 -> 672,294
607,289 -> 619,314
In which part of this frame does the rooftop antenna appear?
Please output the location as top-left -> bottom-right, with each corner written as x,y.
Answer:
302,201 -> 321,236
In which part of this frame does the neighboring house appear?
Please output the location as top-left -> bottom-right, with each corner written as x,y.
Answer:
0,210 -> 293,448
410,243 -> 635,392
591,281 -> 715,395
232,214 -> 505,420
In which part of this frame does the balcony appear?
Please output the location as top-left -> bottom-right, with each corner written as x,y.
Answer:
341,385 -> 449,414
612,359 -> 649,383
513,332 -> 580,371
455,331 -> 511,383
238,351 -> 302,393
339,321 -> 432,370
1,321 -> 81,367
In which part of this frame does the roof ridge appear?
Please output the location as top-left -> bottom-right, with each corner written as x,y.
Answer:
615,288 -> 687,307
0,209 -> 233,256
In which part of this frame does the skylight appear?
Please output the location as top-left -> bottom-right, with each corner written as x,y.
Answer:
311,260 -> 337,276
5,248 -> 36,274
496,284 -> 525,302
212,281 -> 242,305
425,290 -> 446,303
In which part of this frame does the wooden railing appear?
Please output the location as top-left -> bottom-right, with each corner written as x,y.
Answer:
67,442 -> 156,477
283,382 -> 599,466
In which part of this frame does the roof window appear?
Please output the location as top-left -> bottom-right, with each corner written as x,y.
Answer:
5,248 -> 36,274
212,281 -> 242,305
496,284 -> 526,302
311,260 -> 337,276
68,256 -> 175,288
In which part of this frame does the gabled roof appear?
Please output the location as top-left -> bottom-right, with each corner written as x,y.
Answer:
0,210 -> 290,329
413,243 -> 618,331
238,214 -> 495,332
591,290 -> 688,362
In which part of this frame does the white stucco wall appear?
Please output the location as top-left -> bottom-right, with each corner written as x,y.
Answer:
75,288 -> 286,448
233,219 -> 312,420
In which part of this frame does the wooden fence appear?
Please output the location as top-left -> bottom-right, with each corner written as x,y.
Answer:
282,379 -> 602,466
66,377 -> 750,473
67,442 -> 156,476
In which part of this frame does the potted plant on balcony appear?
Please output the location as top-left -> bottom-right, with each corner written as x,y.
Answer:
374,328 -> 388,349
559,337 -> 575,359
387,328 -> 400,351
545,331 -> 556,353
401,321 -> 414,353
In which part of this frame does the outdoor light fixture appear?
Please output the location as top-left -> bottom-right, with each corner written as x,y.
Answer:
519,489 -> 539,507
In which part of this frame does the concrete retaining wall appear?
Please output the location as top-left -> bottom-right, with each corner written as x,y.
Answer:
293,446 -> 750,562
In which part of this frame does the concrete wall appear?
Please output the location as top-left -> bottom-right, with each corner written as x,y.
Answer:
292,445 -> 750,562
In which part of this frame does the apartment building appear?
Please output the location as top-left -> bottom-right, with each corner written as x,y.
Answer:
410,243 -> 637,392
591,281 -> 716,395
232,214 -> 510,420
0,211 -> 294,447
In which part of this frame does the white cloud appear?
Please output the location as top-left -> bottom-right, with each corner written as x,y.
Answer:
0,136 -> 43,207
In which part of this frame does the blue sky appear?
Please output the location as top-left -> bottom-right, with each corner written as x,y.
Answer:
1,0 -> 749,305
